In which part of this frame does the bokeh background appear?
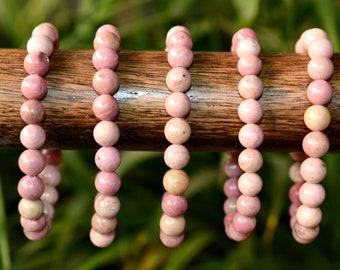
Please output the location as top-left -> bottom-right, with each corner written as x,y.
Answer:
1,0 -> 340,269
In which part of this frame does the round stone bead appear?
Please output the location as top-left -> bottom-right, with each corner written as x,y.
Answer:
91,213 -> 117,234
17,175 -> 44,200
302,131 -> 329,158
164,144 -> 190,169
166,30 -> 193,51
43,202 -> 55,220
95,171 -> 121,196
163,169 -> 189,195
93,120 -> 120,147
94,194 -> 120,218
307,57 -> 334,80
224,154 -> 243,178
160,214 -> 185,236
299,182 -> 325,207
223,177 -> 241,198
231,28 -> 259,53
90,228 -> 115,248
39,165 -> 62,186
166,67 -> 192,93
23,224 -> 49,241
161,192 -> 188,217
20,214 -> 46,232
236,38 -> 261,58
238,75 -> 263,100
92,47 -> 119,70
289,151 -> 308,162
289,202 -> 301,218
96,24 -> 121,42
20,124 -> 46,149
18,198 -> 44,219
95,146 -> 121,172
304,105 -> 331,131
300,28 -> 328,52
293,222 -> 319,244
296,205 -> 322,228
288,162 -> 304,183
238,123 -> 263,149
238,98 -> 263,124
165,92 -> 191,118
295,38 -> 305,54
92,94 -> 119,121
166,26 -> 191,41
236,194 -> 261,217
164,118 -> 191,144
167,45 -> 193,69
20,99 -> 45,124
300,157 -> 327,184
21,74 -> 47,100
160,231 -> 184,248
237,55 -> 262,76
288,183 -> 303,203
32,22 -> 59,50
308,38 -> 334,59
24,52 -> 50,76
93,31 -> 120,51
238,172 -> 263,197
306,79 -> 333,105
41,148 -> 63,165
223,197 -> 237,214
41,185 -> 59,205
18,149 -> 46,176
92,69 -> 119,95
27,34 -> 54,57
232,212 -> 256,234
225,222 -> 250,242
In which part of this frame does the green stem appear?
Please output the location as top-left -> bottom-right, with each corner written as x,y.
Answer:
0,178 -> 11,270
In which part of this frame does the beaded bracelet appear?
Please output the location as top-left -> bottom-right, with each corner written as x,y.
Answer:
288,28 -> 333,244
18,22 -> 62,240
223,28 -> 264,241
160,25 -> 193,248
89,24 -> 122,248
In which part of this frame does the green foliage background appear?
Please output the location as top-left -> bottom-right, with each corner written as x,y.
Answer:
0,0 -> 340,269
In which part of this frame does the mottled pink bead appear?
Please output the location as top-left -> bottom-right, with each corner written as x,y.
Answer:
43,202 -> 55,220
166,26 -> 191,41
20,124 -> 46,149
302,131 -> 329,158
41,148 -> 63,165
238,172 -> 263,197
166,67 -> 192,93
164,118 -> 191,144
165,92 -> 191,117
288,183 -> 303,203
237,55 -> 262,76
289,202 -> 301,218
95,171 -> 121,196
289,162 -> 304,183
92,47 -> 118,70
236,194 -> 261,217
223,177 -> 241,197
93,120 -> 120,147
238,123 -> 263,149
27,34 -> 54,57
166,30 -> 193,51
160,231 -> 184,248
236,38 -> 261,58
41,185 -> 59,205
20,214 -> 46,232
232,212 -> 256,234
296,205 -> 322,228
224,212 -> 235,227
293,222 -> 319,243
24,52 -> 50,76
164,144 -> 190,169
161,192 -> 188,217
92,94 -> 119,121
167,45 -> 193,68
90,228 -> 115,248
224,155 -> 243,178
238,98 -> 263,124
39,165 -> 61,186
231,28 -> 258,53
17,175 -> 44,200
21,74 -> 47,100
96,24 -> 121,42
18,149 -> 46,176
290,151 -> 308,162
300,157 -> 327,184
92,69 -> 119,95
23,223 -> 49,241
307,57 -> 334,80
223,197 -> 237,214
295,38 -> 306,54
300,28 -> 328,52
95,146 -> 121,172
308,38 -> 333,59
306,80 -> 333,105
32,22 -> 59,50
225,222 -> 250,242
94,194 -> 120,218
91,213 -> 117,234
94,31 -> 120,51
20,99 -> 45,124
299,182 -> 325,207
238,75 -> 263,100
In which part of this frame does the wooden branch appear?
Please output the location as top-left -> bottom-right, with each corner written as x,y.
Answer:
0,49 -> 339,152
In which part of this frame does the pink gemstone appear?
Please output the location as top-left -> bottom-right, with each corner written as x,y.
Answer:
166,26 -> 191,41
164,118 -> 191,144
163,144 -> 190,169
20,99 -> 45,124
18,149 -> 46,176
92,69 -> 119,95
236,38 -> 261,58
238,148 -> 263,173
288,182 -> 303,203
238,75 -> 263,100
289,162 -> 304,183
223,177 -> 241,197
238,98 -> 263,124
160,231 -> 184,248
94,194 -> 120,218
289,202 -> 301,218
238,123 -> 264,149
27,34 -> 54,57
93,120 -> 120,147
166,30 -> 193,51
307,57 -> 334,80
95,171 -> 121,195
91,213 -> 117,234
20,124 -> 46,149
92,47 -> 119,70
296,204 -> 322,228
300,28 -> 328,52
299,182 -> 325,207
237,55 -> 262,76
167,45 -> 193,68
93,31 -> 120,51
302,131 -> 329,158
293,222 -> 319,243
236,194 -> 261,217
308,38 -> 333,59
32,22 -> 59,50
231,28 -> 258,53
92,94 -> 119,121
96,24 -> 121,42
90,228 -> 115,248
238,172 -> 263,197
21,74 -> 47,100
41,185 -> 59,205
232,212 -> 256,234
295,38 -> 306,54
161,192 -> 188,217
41,148 -> 63,165
17,175 -> 45,200
225,222 -> 250,242
300,157 -> 327,184
223,197 -> 237,214
23,223 -> 49,240
95,147 -> 121,172
306,79 -> 333,105
24,52 -> 50,76
165,92 -> 191,118
166,67 -> 192,93
39,165 -> 61,186
20,214 -> 46,232
224,154 -> 243,178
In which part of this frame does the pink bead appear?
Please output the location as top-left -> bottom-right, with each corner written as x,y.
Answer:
164,144 -> 190,169
18,149 -> 46,176
232,212 -> 256,234
94,31 -> 120,51
308,38 -> 333,59
90,228 -> 115,248
295,38 -> 306,54
164,118 -> 191,144
41,185 -> 59,205
238,172 -> 262,197
306,80 -> 333,105
224,154 -> 243,178
39,165 -> 61,186
166,30 -> 193,51
300,28 -> 328,52
95,171 -> 121,196
20,99 -> 45,124
23,223 -> 49,241
223,197 -> 237,214
166,26 -> 191,41
165,92 -> 191,117
293,222 -> 319,243
91,213 -> 117,234
161,192 -> 188,217
27,35 -> 54,57
20,215 -> 46,232
231,28 -> 258,53
95,146 -> 121,172
238,75 -> 263,100
237,55 -> 262,76
92,69 -> 119,95
160,231 -> 184,248
32,22 -> 59,50
299,182 -> 325,207
94,194 -> 120,218
167,45 -> 193,68
236,194 -> 261,217
20,124 -> 46,149
43,202 -> 55,220
92,47 -> 118,70
289,162 -> 304,183
290,151 -> 308,162
223,177 -> 241,197
24,52 -> 50,76
289,202 -> 301,218
96,24 -> 121,42
21,74 -> 47,100
225,222 -> 250,242
93,120 -> 120,147
92,94 -> 119,121
166,67 -> 192,93
224,212 -> 235,227
296,205 -> 322,228
238,98 -> 263,124
238,123 -> 263,149
236,38 -> 261,58
300,157 -> 327,184
307,57 -> 334,80
288,183 -> 303,203
17,175 -> 44,200
41,148 -> 63,165
302,131 -> 329,158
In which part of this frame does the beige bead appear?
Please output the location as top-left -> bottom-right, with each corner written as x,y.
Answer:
91,213 -> 117,234
296,205 -> 322,228
164,118 -> 191,144
94,194 -> 120,219
93,31 -> 120,51
238,148 -> 263,173
238,172 -> 263,196
93,120 -> 120,147
163,169 -> 189,195
160,214 -> 185,236
304,105 -> 331,131
89,228 -> 115,248
18,198 -> 44,219
288,162 -> 304,183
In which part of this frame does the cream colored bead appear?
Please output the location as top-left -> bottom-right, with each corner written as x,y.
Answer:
304,105 -> 331,131
160,214 -> 185,236
163,169 -> 189,195
18,198 -> 44,219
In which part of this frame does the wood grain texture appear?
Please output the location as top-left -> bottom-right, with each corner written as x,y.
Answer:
0,49 -> 339,152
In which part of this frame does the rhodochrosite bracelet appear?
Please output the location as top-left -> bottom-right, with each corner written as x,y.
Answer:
289,28 -> 333,244
223,28 -> 264,241
18,22 -> 62,240
160,25 -> 193,248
